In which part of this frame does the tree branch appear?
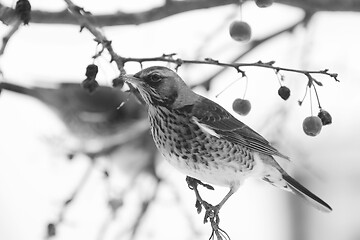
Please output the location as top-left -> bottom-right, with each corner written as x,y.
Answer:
62,0 -> 338,88
1,0 -> 236,26
120,54 -> 339,84
2,0 -> 360,27
276,0 -> 360,12
64,0 -> 126,74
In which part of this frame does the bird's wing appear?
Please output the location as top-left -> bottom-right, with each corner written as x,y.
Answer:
190,97 -> 289,160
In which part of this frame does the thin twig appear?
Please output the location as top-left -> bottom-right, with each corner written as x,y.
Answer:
121,55 -> 339,83
1,1 -> 236,26
64,0 -> 125,74
195,7 -> 238,59
3,1 -> 360,27
62,1 -> 339,88
57,160 -> 95,223
0,19 -> 21,56
312,84 -> 322,109
46,159 -> 95,239
129,176 -> 162,240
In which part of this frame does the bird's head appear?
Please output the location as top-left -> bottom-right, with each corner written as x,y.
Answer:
124,66 -> 198,108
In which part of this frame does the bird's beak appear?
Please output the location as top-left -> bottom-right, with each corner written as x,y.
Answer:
123,74 -> 141,87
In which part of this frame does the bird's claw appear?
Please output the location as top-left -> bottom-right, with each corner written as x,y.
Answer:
202,202 -> 219,224
195,199 -> 202,214
186,176 -> 214,190
186,176 -> 197,190
185,176 -> 230,240
202,203 -> 230,240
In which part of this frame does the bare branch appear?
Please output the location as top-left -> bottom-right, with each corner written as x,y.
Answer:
0,19 -> 21,56
2,0 -> 360,27
64,0 -> 126,74
276,0 -> 360,12
47,160 -> 95,238
61,1 -> 339,89
1,0 -> 236,26
119,54 -> 339,84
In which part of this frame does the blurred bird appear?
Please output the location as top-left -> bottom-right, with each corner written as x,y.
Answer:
0,81 -> 162,239
0,81 -> 152,157
124,66 -> 332,213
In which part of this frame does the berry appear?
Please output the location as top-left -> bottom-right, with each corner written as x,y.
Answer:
47,223 -> 56,237
15,0 -> 31,24
303,116 -> 322,137
255,0 -> 274,8
85,64 -> 98,79
232,98 -> 251,116
108,198 -> 124,212
67,153 -> 75,160
318,109 -> 332,126
81,78 -> 99,93
278,86 -> 290,100
229,21 -> 252,42
112,76 -> 125,88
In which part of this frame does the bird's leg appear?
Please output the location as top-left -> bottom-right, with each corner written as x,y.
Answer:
215,187 -> 236,212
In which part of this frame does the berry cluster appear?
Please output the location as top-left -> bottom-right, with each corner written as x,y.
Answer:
15,0 -> 31,25
81,64 -> 99,93
227,1 -> 333,137
230,71 -> 332,137
303,110 -> 332,137
229,0 -> 273,42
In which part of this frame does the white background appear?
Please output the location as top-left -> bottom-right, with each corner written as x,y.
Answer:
1,1 -> 360,240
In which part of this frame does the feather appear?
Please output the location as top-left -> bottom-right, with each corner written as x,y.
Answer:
192,116 -> 220,138
282,173 -> 332,212
190,97 -> 290,160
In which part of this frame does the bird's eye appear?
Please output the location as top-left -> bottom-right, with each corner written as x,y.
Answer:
149,73 -> 162,83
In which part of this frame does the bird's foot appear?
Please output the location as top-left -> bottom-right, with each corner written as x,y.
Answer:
202,201 -> 219,224
185,176 -> 230,240
202,202 -> 231,240
186,176 -> 214,191
186,176 -> 214,213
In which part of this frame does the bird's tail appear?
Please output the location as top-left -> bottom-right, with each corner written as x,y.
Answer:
260,154 -> 332,212
282,172 -> 332,212
0,82 -> 36,97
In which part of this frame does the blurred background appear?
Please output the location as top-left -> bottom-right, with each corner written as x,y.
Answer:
0,0 -> 360,240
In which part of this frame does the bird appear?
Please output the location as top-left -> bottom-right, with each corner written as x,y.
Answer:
124,66 -> 332,214
0,81 -> 151,157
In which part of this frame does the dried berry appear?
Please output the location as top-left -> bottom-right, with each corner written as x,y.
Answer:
112,76 -> 125,88
229,21 -> 252,42
81,78 -> 99,93
303,116 -> 322,137
318,109 -> 332,126
108,198 -> 123,212
67,153 -> 75,160
278,86 -> 291,100
15,0 -> 31,24
232,98 -> 251,116
85,64 -> 98,79
47,223 -> 56,237
255,0 -> 274,8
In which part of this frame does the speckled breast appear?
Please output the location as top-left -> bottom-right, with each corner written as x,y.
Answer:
147,105 -> 256,187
